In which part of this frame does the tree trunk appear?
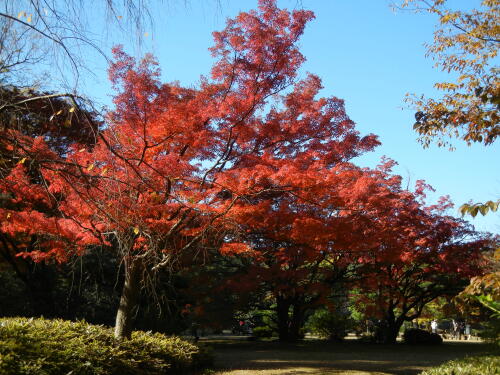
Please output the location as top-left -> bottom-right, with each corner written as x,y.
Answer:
379,317 -> 403,344
114,257 -> 142,339
382,323 -> 400,344
276,296 -> 291,342
289,303 -> 305,341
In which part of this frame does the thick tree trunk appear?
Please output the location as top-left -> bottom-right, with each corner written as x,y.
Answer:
276,296 -> 291,342
378,317 -> 404,344
381,323 -> 400,344
114,257 -> 142,339
289,303 -> 305,341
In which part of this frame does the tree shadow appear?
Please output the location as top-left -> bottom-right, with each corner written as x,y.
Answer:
209,338 -> 493,375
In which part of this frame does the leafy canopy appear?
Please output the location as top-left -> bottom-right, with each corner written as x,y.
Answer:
401,0 -> 499,147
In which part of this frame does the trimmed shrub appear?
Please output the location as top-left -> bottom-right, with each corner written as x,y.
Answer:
252,326 -> 274,338
403,328 -> 443,345
306,309 -> 352,342
420,356 -> 500,375
0,317 -> 213,374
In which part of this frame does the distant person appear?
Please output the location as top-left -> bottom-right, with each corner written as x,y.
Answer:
452,319 -> 459,339
431,320 -> 438,334
458,321 -> 465,340
465,323 -> 471,340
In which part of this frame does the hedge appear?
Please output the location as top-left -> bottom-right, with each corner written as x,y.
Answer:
0,317 -> 213,374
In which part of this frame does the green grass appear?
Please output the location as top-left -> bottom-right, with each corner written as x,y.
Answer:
205,338 -> 498,375
421,355 -> 499,375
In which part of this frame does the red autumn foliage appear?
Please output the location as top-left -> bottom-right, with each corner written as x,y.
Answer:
352,179 -> 488,344
221,157 -> 486,341
2,0 -> 374,338
0,0 -> 486,341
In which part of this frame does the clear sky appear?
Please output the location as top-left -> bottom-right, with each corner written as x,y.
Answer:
80,0 -> 499,234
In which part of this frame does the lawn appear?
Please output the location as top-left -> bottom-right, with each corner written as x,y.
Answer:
204,338 -> 496,375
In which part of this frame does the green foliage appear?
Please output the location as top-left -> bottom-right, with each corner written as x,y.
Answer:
251,326 -> 274,338
0,248 -> 193,334
306,308 -> 352,342
403,328 -> 443,345
346,304 -> 367,335
479,318 -> 500,347
357,332 -> 376,343
420,356 -> 500,375
458,247 -> 500,346
476,294 -> 500,317
0,268 -> 32,317
245,308 -> 279,334
0,317 -> 213,375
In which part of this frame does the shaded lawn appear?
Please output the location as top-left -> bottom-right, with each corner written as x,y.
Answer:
204,338 -> 496,375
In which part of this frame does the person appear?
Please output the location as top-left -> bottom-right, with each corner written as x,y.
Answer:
374,319 -> 385,343
465,322 -> 471,340
458,321 -> 465,340
452,319 -> 459,339
431,320 -> 438,334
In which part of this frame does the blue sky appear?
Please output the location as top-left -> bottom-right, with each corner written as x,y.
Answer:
82,0 -> 499,234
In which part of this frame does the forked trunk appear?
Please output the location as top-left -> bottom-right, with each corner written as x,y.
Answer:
114,257 -> 142,339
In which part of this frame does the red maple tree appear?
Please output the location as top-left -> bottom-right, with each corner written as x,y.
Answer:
0,87 -> 100,315
352,178 -> 487,344
0,0 -> 378,339
1,0 -> 484,342
222,159 -> 412,341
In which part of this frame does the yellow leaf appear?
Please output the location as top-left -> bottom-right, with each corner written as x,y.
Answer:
133,227 -> 139,235
78,148 -> 85,152
69,107 -> 75,113
17,11 -> 25,19
56,110 -> 63,115
144,32 -> 149,37
6,213 -> 11,219
27,14 -> 32,23
87,163 -> 94,171
18,157 -> 26,164
101,167 -> 108,175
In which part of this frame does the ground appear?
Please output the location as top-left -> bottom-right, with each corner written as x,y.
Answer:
201,337 -> 496,375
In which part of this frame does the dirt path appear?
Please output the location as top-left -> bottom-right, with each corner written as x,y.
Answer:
205,338 -> 493,375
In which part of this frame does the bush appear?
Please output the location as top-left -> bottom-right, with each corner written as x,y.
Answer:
479,318 -> 500,347
420,356 -> 499,375
357,332 -> 376,343
403,328 -> 443,345
306,309 -> 352,342
252,326 -> 274,338
0,317 -> 213,374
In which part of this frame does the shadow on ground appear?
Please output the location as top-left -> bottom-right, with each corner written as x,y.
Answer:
203,337 -> 494,375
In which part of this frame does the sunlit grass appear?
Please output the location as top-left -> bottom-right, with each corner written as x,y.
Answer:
206,338 -> 495,375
